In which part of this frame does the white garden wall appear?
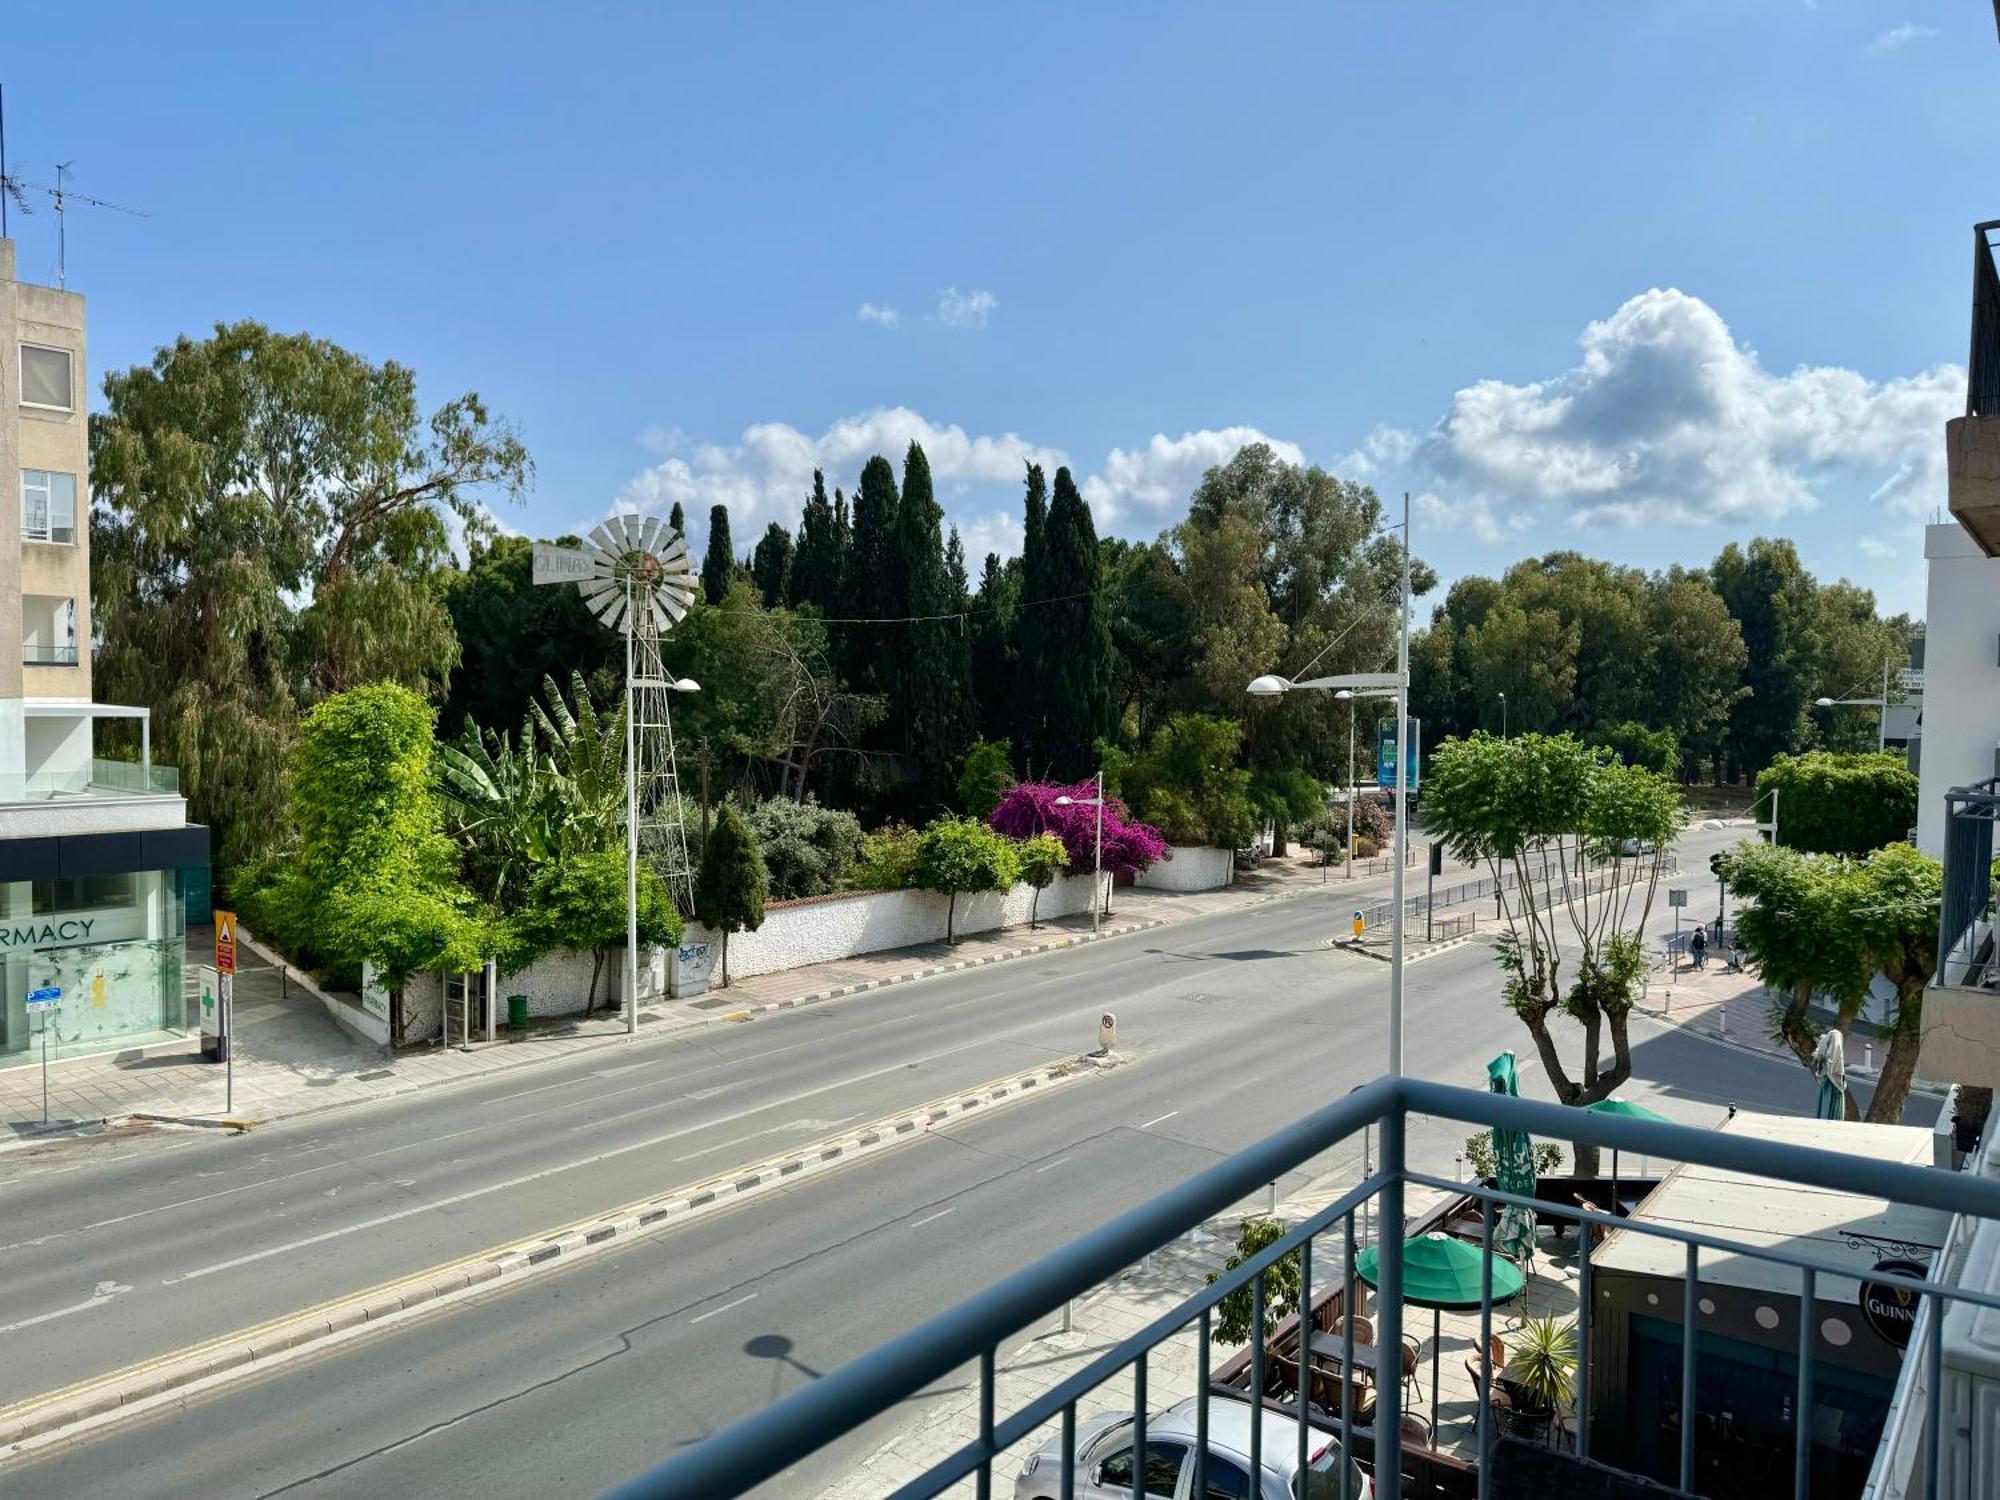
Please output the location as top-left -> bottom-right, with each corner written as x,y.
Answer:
1134,845 -> 1235,893
677,868 -> 1102,986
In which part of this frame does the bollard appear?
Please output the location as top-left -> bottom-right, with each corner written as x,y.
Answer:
1866,1041 -> 1874,1073
1098,1012 -> 1117,1055
1266,1181 -> 1277,1216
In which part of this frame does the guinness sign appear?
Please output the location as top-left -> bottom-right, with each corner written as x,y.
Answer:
1860,1259 -> 1928,1349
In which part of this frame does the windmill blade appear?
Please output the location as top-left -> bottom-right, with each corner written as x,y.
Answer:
616,512 -> 646,549
657,590 -> 691,626
659,579 -> 697,613
588,591 -> 628,630
580,580 -> 624,612
637,516 -> 666,555
587,521 -> 621,556
656,536 -> 691,570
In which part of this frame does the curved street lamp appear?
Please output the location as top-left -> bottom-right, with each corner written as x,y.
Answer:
1054,775 -> 1108,934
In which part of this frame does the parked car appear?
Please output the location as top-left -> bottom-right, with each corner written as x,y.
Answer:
1012,1394 -> 1372,1500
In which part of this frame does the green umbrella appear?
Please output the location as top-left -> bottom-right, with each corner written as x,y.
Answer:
1584,1097 -> 1669,1205
1356,1231 -> 1526,1440
1485,1053 -> 1538,1267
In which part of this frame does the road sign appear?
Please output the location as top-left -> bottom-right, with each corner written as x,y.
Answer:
215,909 -> 238,974
1668,888 -> 1688,908
25,986 -> 60,1012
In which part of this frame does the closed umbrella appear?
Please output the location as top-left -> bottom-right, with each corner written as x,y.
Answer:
1811,1030 -> 1848,1121
1356,1231 -> 1527,1444
1484,1052 -> 1538,1268
1583,1096 -> 1669,1208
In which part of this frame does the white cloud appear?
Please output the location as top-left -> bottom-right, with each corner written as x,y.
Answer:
1863,22 -> 1937,53
958,509 -> 1024,564
1337,424 -> 1420,480
620,406 -> 1068,531
1403,288 -> 1961,530
1857,534 -> 1895,560
857,302 -> 900,327
1081,426 -> 1306,526
1414,491 -> 1534,546
936,287 -> 998,329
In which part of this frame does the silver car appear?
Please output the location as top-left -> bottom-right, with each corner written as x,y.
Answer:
1012,1394 -> 1373,1500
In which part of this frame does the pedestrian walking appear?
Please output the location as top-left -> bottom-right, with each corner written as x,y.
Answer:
1689,925 -> 1707,970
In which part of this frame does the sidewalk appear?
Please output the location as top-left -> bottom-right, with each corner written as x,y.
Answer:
823,1175 -> 1457,1500
0,871 -> 1359,1147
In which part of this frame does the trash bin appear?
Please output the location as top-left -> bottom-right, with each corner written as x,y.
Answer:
507,994 -> 530,1037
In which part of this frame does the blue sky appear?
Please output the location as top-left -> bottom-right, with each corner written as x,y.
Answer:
8,2 -> 1992,614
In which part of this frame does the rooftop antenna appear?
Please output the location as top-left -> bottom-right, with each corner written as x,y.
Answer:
44,162 -> 147,288
0,84 -> 28,239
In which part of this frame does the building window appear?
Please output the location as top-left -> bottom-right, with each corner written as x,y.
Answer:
21,470 -> 78,544
18,343 -> 74,411
33,874 -> 140,914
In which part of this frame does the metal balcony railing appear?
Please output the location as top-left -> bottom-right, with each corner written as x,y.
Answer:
1971,222 -> 2000,419
606,1077 -> 2000,1500
1938,780 -> 1999,991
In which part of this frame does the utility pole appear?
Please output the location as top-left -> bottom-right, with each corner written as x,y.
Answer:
624,580 -> 641,1036
1390,492 -> 1411,1078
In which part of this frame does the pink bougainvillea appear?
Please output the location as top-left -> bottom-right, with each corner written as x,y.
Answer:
989,781 -> 1169,878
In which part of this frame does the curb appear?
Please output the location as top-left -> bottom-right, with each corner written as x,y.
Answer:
697,916 -> 1177,1023
1326,933 -> 1480,965
0,1053 -> 1102,1459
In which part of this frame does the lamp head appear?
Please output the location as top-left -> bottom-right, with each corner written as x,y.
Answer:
1334,689 -> 1354,701
671,677 -> 702,693
1814,696 -> 1834,707
1054,796 -> 1075,806
1245,674 -> 1291,697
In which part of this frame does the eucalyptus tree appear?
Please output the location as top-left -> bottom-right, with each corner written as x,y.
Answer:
91,320 -> 528,876
1424,733 -> 1684,1170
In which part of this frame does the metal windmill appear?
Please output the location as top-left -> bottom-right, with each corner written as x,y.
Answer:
535,516 -> 700,1031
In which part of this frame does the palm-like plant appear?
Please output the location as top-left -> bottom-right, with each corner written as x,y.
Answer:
1506,1313 -> 1576,1417
438,672 -> 626,906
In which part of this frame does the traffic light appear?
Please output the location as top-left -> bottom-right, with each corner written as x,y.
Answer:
1709,851 -> 1724,877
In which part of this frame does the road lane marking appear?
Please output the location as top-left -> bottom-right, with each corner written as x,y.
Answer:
0,1281 -> 129,1336
689,1292 -> 758,1324
909,1208 -> 956,1229
1137,1110 -> 1180,1131
161,1040 -> 1002,1285
1033,1155 -> 1073,1173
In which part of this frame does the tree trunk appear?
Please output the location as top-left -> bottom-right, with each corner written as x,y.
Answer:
1028,884 -> 1040,930
947,892 -> 957,944
1865,980 -> 1926,1124
587,950 -> 604,1013
720,929 -> 731,988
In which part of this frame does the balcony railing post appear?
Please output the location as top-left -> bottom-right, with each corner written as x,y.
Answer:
1793,1267 -> 1813,1500
1681,1243 -> 1699,1490
1341,1212 -> 1355,1500
1132,1350 -> 1147,1500
1926,1291 -> 1944,1500
1478,1195 -> 1494,1497
1060,1403 -> 1075,1500
1576,1211 -> 1592,1462
1298,1236 -> 1313,1487
977,1348 -> 994,1500
1195,1309 -> 1209,1500
1376,1109 -> 1405,1500
1250,1272 -> 1265,1483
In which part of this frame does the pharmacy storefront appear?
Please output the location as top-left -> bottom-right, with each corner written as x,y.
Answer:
0,828 -> 208,1069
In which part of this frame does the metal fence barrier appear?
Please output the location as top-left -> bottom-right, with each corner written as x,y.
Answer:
606,1076 -> 2000,1500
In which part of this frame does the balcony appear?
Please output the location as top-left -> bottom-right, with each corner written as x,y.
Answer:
0,755 -> 181,803
1922,779 -> 2000,1090
1949,222 -> 2000,556
608,1077 -> 2000,1500
20,642 -> 80,667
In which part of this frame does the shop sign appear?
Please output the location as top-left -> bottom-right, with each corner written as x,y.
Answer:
1860,1258 -> 1928,1348
0,907 -> 146,953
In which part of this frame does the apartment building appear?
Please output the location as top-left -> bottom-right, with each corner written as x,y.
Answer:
0,235 -> 207,1070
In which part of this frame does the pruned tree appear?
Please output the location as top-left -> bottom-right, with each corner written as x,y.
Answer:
694,802 -> 768,987
1758,751 -> 1919,858
1013,832 -> 1068,929
1424,732 -> 1684,1171
910,817 -> 1018,943
506,850 -> 683,1013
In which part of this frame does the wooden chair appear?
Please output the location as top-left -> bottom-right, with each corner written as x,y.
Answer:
1333,1314 -> 1375,1345
1400,1336 -> 1423,1408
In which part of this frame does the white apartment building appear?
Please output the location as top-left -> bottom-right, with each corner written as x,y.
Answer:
0,236 -> 206,1070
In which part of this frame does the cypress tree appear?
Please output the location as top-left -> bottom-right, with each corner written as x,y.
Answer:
1013,463 -> 1052,773
751,522 -> 793,607
892,442 -> 973,795
945,526 -> 969,607
1038,466 -> 1115,777
694,802 -> 767,988
701,503 -> 735,605
845,455 -> 901,692
668,500 -> 686,539
788,470 -> 843,614
969,551 -> 1020,742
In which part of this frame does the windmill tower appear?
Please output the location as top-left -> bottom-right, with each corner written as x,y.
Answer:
535,517 -> 699,1029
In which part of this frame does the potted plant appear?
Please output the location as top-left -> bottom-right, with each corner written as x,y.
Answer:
1498,1314 -> 1575,1443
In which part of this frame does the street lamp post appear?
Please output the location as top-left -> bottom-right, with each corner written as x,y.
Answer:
1498,691 -> 1507,739
1814,655 -> 1893,752
1336,689 -> 1356,881
1054,771 -> 1107,934
1245,495 -> 1414,1076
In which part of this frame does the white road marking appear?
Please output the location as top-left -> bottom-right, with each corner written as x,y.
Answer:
1137,1110 -> 1180,1131
690,1292 -> 758,1324
909,1208 -> 956,1229
161,1041 -> 996,1285
671,1115 -> 860,1164
0,1280 -> 129,1335
1033,1155 -> 1073,1174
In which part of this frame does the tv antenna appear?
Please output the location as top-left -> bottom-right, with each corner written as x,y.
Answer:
0,147 -> 148,285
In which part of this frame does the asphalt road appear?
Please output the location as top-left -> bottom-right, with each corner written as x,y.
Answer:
0,824 -> 1879,1499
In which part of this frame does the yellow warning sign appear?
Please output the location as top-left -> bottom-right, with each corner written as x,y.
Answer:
215,910 -> 238,974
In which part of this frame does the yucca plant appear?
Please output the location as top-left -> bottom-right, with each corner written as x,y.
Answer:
1507,1313 -> 1576,1417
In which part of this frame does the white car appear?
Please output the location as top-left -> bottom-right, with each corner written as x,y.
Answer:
1012,1394 -> 1372,1500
